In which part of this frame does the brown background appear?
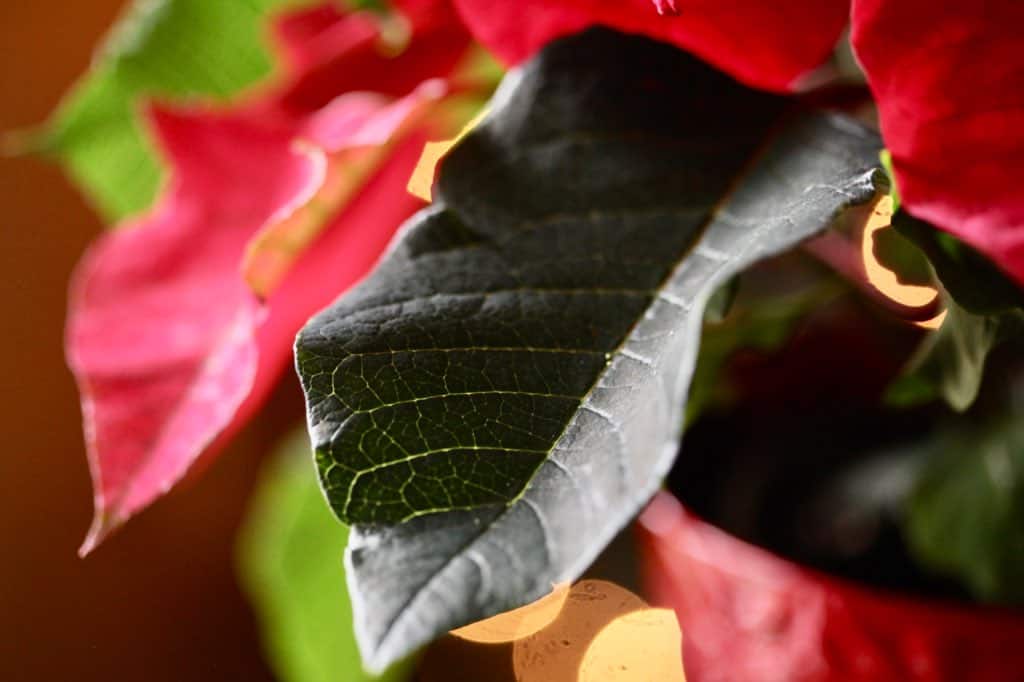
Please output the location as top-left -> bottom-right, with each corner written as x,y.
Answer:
1,3 -> 295,680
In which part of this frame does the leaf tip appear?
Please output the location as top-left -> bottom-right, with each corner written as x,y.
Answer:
343,537 -> 427,676
78,508 -> 123,557
357,637 -> 419,678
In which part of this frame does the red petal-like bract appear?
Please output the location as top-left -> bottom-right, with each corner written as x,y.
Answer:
637,492 -> 1024,681
273,0 -> 471,116
67,2 -> 469,553
453,0 -> 849,91
68,110 -> 316,553
852,0 -> 1024,287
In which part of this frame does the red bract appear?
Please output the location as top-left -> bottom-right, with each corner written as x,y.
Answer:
67,2 -> 470,553
852,0 -> 1024,287
272,0 -> 471,116
452,0 -> 850,91
637,493 -> 1024,681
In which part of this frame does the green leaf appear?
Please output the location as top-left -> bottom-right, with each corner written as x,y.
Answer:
238,431 -> 414,682
887,299 -> 1024,411
906,416 -> 1024,605
893,212 -> 1024,316
879,149 -> 900,212
295,28 -> 887,671
881,212 -> 1024,411
41,0 -> 314,219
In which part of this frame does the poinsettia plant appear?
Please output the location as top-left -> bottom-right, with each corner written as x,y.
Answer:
37,0 -> 1023,679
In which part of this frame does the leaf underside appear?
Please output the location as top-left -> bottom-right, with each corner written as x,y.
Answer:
295,28 -> 886,671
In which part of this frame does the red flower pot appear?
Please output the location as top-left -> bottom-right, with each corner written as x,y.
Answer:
637,491 -> 1024,682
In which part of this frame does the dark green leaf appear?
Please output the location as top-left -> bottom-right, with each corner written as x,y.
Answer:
906,416 -> 1024,605
238,432 -> 414,682
893,212 -> 1024,316
41,0 -> 312,219
879,149 -> 900,212
887,299 -> 1024,411
881,212 -> 1024,411
295,28 -> 886,671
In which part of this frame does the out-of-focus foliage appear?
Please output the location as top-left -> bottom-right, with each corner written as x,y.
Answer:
239,431 -> 414,682
40,0 -> 317,218
63,0 -> 470,553
906,417 -> 1024,605
885,213 -> 1024,411
887,299 -> 1023,412
688,267 -> 842,422
895,213 -> 1024,317
879,150 -> 900,213
876,214 -> 1024,598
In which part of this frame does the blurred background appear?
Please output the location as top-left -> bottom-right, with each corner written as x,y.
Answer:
1,3 -> 293,679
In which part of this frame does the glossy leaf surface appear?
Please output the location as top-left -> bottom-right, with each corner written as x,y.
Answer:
295,28 -> 887,670
64,1 -> 466,552
887,299 -> 1024,412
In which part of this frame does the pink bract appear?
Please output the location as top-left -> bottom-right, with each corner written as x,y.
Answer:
67,1 -> 470,553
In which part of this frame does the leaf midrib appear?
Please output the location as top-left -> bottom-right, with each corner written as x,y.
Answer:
363,144 -> 764,658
